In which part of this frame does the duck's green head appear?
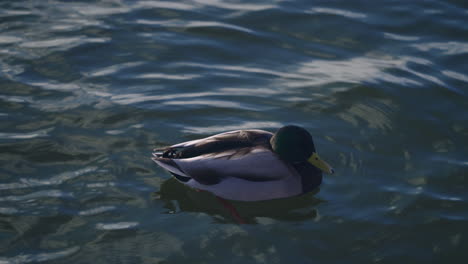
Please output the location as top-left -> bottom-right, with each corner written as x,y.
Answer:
270,125 -> 334,174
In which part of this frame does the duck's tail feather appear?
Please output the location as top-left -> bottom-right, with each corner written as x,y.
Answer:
152,148 -> 165,157
152,154 -> 191,181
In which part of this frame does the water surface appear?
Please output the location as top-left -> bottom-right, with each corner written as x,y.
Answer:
1,0 -> 468,263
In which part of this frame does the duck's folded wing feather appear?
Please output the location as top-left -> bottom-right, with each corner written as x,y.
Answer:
152,130 -> 284,186
172,147 -> 295,185
153,130 -> 273,159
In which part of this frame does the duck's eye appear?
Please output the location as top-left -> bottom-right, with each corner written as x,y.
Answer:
315,158 -> 318,160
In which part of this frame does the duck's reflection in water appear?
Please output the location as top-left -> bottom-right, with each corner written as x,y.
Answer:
154,178 -> 323,224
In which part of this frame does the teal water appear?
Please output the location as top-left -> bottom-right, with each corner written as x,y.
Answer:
1,0 -> 468,263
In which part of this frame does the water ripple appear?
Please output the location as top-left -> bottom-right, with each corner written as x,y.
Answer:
0,128 -> 53,140
164,99 -> 256,110
336,100 -> 396,131
86,62 -> 144,78
108,91 -> 271,110
134,1 -> 196,11
69,3 -> 130,16
307,7 -> 367,19
0,189 -> 72,202
192,0 -> 274,11
181,121 -> 282,134
282,56 -> 424,88
411,41 -> 468,55
0,9 -> 32,18
431,156 -> 468,166
135,73 -> 201,80
0,167 -> 97,190
19,37 -> 108,49
383,32 -> 420,41
185,21 -> 256,34
169,62 -> 308,79
0,207 -> 19,215
0,246 -> 80,264
137,19 -> 257,35
79,206 -> 116,216
110,92 -> 219,105
96,222 -> 139,230
442,70 -> 468,83
0,36 -> 23,44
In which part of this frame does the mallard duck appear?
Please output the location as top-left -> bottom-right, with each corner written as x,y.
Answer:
152,125 -> 334,201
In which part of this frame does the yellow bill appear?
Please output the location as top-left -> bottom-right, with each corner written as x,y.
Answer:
307,152 -> 334,174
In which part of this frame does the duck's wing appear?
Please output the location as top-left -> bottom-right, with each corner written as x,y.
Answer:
154,147 -> 295,184
153,129 -> 273,159
152,130 -> 294,185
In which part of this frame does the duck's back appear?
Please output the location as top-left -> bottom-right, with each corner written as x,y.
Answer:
164,129 -> 274,159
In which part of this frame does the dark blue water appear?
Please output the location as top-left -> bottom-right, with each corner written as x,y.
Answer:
1,0 -> 467,263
